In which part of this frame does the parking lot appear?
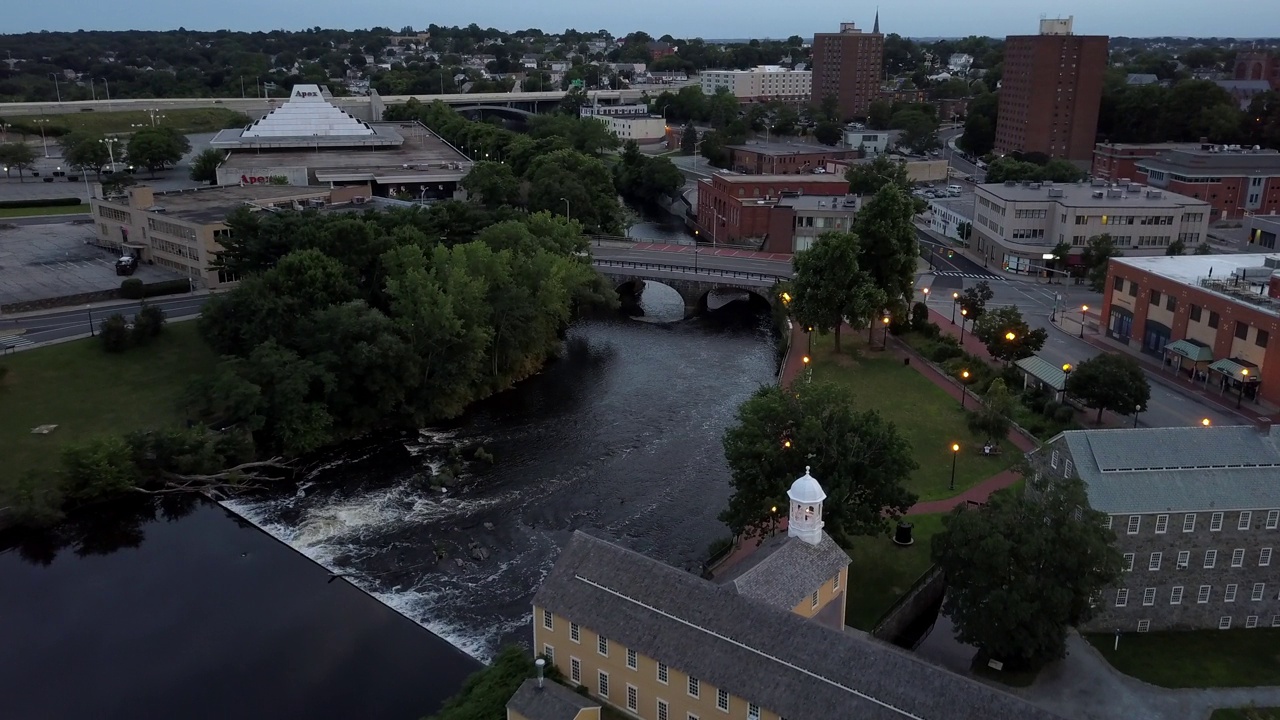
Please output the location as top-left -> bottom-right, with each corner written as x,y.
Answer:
0,220 -> 184,307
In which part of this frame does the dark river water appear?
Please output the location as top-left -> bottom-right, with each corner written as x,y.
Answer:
0,290 -> 775,719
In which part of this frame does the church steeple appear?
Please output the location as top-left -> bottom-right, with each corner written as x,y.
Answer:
787,466 -> 827,545
872,8 -> 880,34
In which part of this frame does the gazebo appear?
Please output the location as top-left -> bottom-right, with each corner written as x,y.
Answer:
1162,338 -> 1214,381
1207,357 -> 1261,404
1014,355 -> 1068,401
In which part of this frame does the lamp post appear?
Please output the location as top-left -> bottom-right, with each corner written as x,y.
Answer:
949,443 -> 960,491
561,197 -> 570,222
100,137 -> 120,168
960,370 -> 970,408
802,354 -> 811,383
807,325 -> 814,354
86,307 -> 95,337
959,307 -> 969,344
921,286 -> 930,304
881,315 -> 891,350
1062,363 -> 1073,402
98,78 -> 112,110
34,118 -> 50,157
950,291 -> 959,325
1238,368 -> 1250,409
1079,304 -> 1089,339
48,73 -> 61,103
1133,404 -> 1143,428
1202,418 -> 1212,427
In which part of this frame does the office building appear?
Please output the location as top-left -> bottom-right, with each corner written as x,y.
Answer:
580,105 -> 667,145
1099,253 -> 1280,405
971,180 -> 1210,274
811,19 -> 884,121
725,141 -> 856,175
994,17 -> 1108,161
1028,426 -> 1280,633
696,173 -> 855,252
1136,146 -> 1280,221
527,471 -> 1066,720
1091,142 -> 1202,182
699,66 -> 812,103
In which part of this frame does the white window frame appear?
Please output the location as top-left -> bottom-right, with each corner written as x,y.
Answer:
1137,619 -> 1151,632
543,644 -> 554,663
657,662 -> 669,685
717,688 -> 730,712
1198,585 -> 1212,603
1268,510 -> 1279,529
1104,515 -> 1113,530
597,636 -> 608,656
833,569 -> 841,590
688,677 -> 699,698
1177,550 -> 1190,568
1183,513 -> 1197,532
657,698 -> 669,720
1115,589 -> 1129,607
1211,512 -> 1224,531
1247,615 -> 1260,629
598,670 -> 609,698
1226,583 -> 1239,602
811,590 -> 819,609
570,623 -> 580,643
626,647 -> 637,670
542,609 -> 554,631
1240,511 -> 1253,530
1143,587 -> 1157,606
1233,548 -> 1246,567
1123,553 -> 1135,571
1253,583 -> 1266,601
1127,515 -> 1141,534
627,684 -> 639,712
748,703 -> 761,720
1155,514 -> 1168,534
1263,548 -> 1273,567
1205,549 -> 1218,568
1051,450 -> 1060,468
1220,616 -> 1233,630
571,657 -> 581,684
689,714 -> 700,720
1064,458 -> 1074,477
1273,615 -> 1280,628
1171,586 -> 1184,604
1149,552 -> 1162,571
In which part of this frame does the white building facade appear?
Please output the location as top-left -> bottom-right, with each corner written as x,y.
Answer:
700,65 -> 812,103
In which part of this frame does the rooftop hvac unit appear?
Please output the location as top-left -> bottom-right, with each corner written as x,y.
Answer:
353,196 -> 368,205
1004,180 -> 1017,186
1091,179 -> 1107,187
1106,189 -> 1124,199
1092,190 -> 1105,199
1146,190 -> 1163,199
1127,183 -> 1143,192
1029,182 -> 1042,190
1048,188 -> 1065,198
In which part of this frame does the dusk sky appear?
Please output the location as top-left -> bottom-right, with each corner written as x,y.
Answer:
6,0 -> 1279,38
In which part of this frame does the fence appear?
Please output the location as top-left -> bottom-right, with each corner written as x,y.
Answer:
592,258 -> 788,283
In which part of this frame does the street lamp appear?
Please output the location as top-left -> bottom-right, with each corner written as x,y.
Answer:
807,325 -> 814,354
960,369 -> 971,408
802,354 -> 812,383
1133,404 -> 1143,428
921,286 -> 930,303
881,315 -> 891,349
561,197 -> 570,222
48,73 -> 62,103
97,78 -> 112,110
1079,304 -> 1089,339
949,443 -> 960,491
959,307 -> 969,344
1202,418 -> 1212,427
34,118 -> 50,157
1238,368 -> 1250,409
950,291 -> 960,325
1005,331 -> 1016,342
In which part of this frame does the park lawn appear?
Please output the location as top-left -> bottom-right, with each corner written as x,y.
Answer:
808,333 -> 1017,501
1086,629 -> 1280,688
26,107 -> 249,136
843,513 -> 945,630
1212,709 -> 1280,720
0,205 -> 89,218
0,321 -> 216,480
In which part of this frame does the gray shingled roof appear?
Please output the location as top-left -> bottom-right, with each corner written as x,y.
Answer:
1061,426 -> 1280,513
507,678 -> 599,720
533,531 -> 1067,720
716,531 -> 852,610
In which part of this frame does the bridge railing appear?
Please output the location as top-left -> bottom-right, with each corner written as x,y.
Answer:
592,258 -> 788,283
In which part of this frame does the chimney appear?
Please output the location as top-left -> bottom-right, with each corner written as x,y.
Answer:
536,658 -> 545,689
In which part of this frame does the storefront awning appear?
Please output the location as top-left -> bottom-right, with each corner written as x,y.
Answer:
1209,357 -> 1260,381
1164,339 -> 1214,363
1015,355 -> 1067,391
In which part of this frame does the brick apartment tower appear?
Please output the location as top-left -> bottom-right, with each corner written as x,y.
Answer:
994,17 -> 1108,161
811,15 -> 884,121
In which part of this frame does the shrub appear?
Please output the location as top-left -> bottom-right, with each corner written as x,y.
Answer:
1054,405 -> 1076,424
910,302 -> 930,332
120,278 -> 144,299
1042,400 -> 1061,418
99,313 -> 131,352
0,365 -> 8,384
136,304 -> 166,338
140,279 -> 192,298
929,342 -> 963,363
999,365 -> 1022,390
917,320 -> 941,339
0,196 -> 81,209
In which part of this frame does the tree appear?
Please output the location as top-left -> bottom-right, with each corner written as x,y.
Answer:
813,120 -> 842,146
126,127 -> 191,176
957,280 -> 993,323
1081,234 -> 1122,292
1166,237 -> 1186,256
959,114 -> 995,157
189,148 -> 224,184
932,474 -> 1122,670
524,149 -> 621,234
818,93 -> 840,122
771,104 -> 800,136
428,646 -> 559,720
680,122 -> 698,155
720,382 -> 918,542
790,232 -> 884,352
972,305 -> 1048,364
0,142 -> 36,182
970,378 -> 1013,443
845,154 -> 909,196
557,85 -> 590,114
100,313 -> 131,352
890,108 -> 940,154
1194,242 -> 1213,255
1064,352 -> 1151,424
61,132 -> 111,177
462,160 -> 521,208
866,99 -> 892,130
707,87 -> 739,128
853,184 -> 919,308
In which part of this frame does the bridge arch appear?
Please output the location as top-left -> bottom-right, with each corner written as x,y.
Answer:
697,286 -> 773,314
452,105 -> 537,119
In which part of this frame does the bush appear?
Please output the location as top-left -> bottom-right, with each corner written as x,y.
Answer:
1054,405 -> 1076,424
120,278 -> 144,299
929,342 -> 964,363
0,365 -> 8,384
1042,400 -> 1061,418
917,320 -> 941,339
0,196 -> 81,209
139,279 -> 192,298
910,302 -> 930,332
427,645 -> 560,720
136,304 -> 166,338
99,313 -> 131,352
999,365 -> 1022,390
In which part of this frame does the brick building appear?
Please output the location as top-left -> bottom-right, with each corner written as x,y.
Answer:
695,173 -> 854,252
811,21 -> 884,120
995,17 -> 1108,161
1027,426 -> 1280,633
1091,142 -> 1202,182
646,42 -> 676,61
1100,253 -> 1280,406
1235,51 -> 1280,91
725,141 -> 856,175
1136,147 -> 1280,221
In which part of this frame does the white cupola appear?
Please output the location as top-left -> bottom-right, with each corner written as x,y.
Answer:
787,466 -> 826,545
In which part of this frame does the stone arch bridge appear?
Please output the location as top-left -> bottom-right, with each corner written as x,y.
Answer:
592,258 -> 788,317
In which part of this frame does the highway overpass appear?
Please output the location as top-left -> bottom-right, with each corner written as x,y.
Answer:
0,84 -> 692,121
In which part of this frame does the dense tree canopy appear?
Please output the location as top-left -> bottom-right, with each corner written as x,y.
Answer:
790,232 -> 885,352
720,382 -> 918,542
972,305 -> 1048,364
852,184 -> 919,309
1064,353 -> 1151,424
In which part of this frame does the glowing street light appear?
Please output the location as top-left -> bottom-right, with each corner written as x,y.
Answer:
1079,304 -> 1089,339
959,307 -> 969,344
950,291 -> 960,325
881,315 -> 891,349
1202,418 -> 1212,427
960,369 -> 971,408
949,443 -> 960,491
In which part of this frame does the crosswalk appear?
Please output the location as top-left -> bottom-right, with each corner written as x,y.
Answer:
0,334 -> 33,351
933,270 -> 1001,280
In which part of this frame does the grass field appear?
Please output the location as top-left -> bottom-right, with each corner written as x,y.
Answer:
0,205 -> 88,218
1212,708 -> 1280,720
0,321 -> 216,481
843,513 -> 944,630
1086,629 -> 1280,688
8,107 -> 249,137
809,333 -> 1018,501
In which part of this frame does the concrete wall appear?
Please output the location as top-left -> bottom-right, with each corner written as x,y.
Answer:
871,564 -> 946,644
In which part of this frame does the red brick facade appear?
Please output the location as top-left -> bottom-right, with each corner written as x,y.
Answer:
1235,52 -> 1280,92
996,33 -> 1108,161
1102,260 -> 1280,406
1091,143 -> 1194,182
811,25 -> 884,120
696,174 -> 850,250
727,146 -> 857,175
1157,176 -> 1280,221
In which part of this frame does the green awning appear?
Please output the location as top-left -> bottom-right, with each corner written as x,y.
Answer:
1015,355 -> 1067,391
1164,339 -> 1214,363
1209,358 -> 1260,381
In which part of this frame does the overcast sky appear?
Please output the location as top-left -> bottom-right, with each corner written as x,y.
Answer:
7,0 -> 1278,39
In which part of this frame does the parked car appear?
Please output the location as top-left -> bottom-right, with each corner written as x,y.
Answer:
115,254 -> 138,276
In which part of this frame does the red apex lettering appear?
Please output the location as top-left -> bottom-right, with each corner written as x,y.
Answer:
241,175 -> 267,185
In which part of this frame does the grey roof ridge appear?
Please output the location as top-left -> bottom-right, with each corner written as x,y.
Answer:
573,571 -> 930,720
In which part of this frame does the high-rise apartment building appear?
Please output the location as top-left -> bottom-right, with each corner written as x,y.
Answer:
994,17 -> 1108,161
810,16 -> 883,121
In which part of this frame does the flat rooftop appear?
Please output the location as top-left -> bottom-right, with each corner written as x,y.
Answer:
777,194 -> 860,211
727,140 -> 854,157
1095,142 -> 1202,153
978,181 -> 1207,209
220,122 -> 471,183
713,173 -> 849,185
1137,148 -> 1280,176
1113,253 -> 1280,288
927,187 -> 977,218
139,185 -> 333,225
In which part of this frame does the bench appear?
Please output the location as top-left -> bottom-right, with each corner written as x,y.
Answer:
981,445 -> 1004,457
